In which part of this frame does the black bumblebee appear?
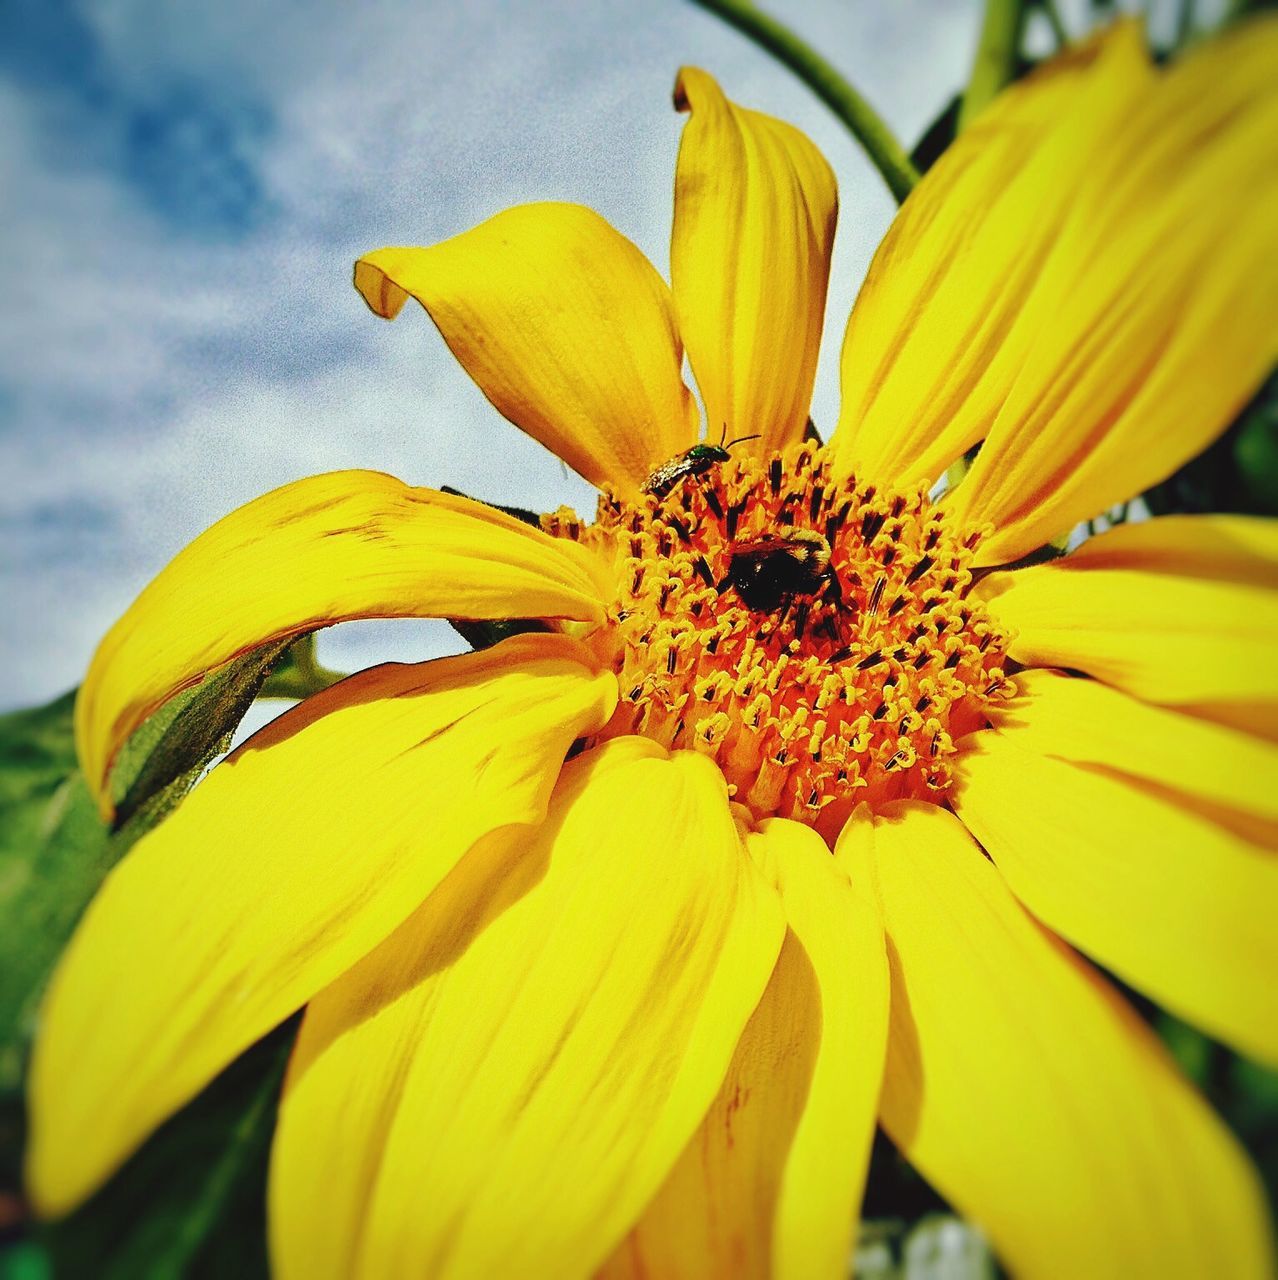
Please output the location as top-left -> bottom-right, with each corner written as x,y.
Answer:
642,430 -> 760,498
718,530 -> 842,612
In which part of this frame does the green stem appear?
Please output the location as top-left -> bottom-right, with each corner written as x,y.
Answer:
1037,0 -> 1070,48
960,0 -> 1026,130
688,0 -> 919,204
259,634 -> 344,700
1173,0 -> 1196,48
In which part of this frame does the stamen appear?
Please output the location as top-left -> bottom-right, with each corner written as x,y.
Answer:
904,555 -> 935,586
554,442 -> 1012,837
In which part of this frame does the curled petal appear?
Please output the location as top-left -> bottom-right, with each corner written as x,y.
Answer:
357,203 -> 699,492
76,469 -> 608,815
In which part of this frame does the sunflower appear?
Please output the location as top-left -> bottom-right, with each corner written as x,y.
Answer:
25,17 -> 1278,1279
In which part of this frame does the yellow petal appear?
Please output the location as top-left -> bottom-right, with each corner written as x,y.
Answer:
597,932 -> 817,1280
831,25 -> 1153,486
600,818 -> 886,1280
356,203 -> 698,492
991,667 -> 1278,822
671,67 -> 836,457
27,634 -> 617,1217
838,802 -> 1274,1280
269,735 -> 663,1280
953,730 -> 1278,1065
747,819 -> 887,1280
946,20 -> 1278,561
271,745 -> 785,1280
1038,511 -> 1278,587
978,518 -> 1278,735
77,469 -> 608,815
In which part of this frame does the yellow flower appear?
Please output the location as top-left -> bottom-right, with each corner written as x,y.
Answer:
26,20 -> 1278,1279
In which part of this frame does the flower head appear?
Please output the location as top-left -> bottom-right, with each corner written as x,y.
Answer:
27,19 -> 1278,1279
554,442 -> 1014,837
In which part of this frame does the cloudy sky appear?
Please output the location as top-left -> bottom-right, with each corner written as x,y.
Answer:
0,0 -> 1179,710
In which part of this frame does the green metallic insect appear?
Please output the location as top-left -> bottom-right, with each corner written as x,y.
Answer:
642,429 -> 761,498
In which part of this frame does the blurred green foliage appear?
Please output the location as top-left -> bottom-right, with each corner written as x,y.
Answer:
0,646 -> 301,1277
1146,373 -> 1278,519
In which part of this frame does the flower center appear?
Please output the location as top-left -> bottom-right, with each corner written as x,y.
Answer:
548,442 -> 1014,842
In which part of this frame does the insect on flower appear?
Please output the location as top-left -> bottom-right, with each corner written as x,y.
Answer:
641,429 -> 761,498
26,23 -> 1278,1280
718,529 -> 843,612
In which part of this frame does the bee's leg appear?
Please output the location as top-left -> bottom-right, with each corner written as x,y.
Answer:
821,570 -> 845,611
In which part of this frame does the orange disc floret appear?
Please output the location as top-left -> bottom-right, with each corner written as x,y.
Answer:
546,442 -> 1015,841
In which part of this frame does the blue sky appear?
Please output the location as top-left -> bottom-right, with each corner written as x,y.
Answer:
0,0 -> 1164,709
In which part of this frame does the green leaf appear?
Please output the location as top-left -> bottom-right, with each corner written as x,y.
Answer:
0,1242 -> 50,1280
909,94 -> 960,176
111,639 -> 294,827
1156,1010 -> 1216,1085
1143,370 -> 1278,519
0,645 -> 299,1061
0,698 -> 109,1088
36,1021 -> 294,1280
1,641 -> 299,1264
438,484 -> 542,528
447,616 -> 552,653
1155,1009 -> 1278,1209
1234,375 -> 1278,512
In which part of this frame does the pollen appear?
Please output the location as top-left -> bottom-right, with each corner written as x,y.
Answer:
545,442 -> 1014,842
